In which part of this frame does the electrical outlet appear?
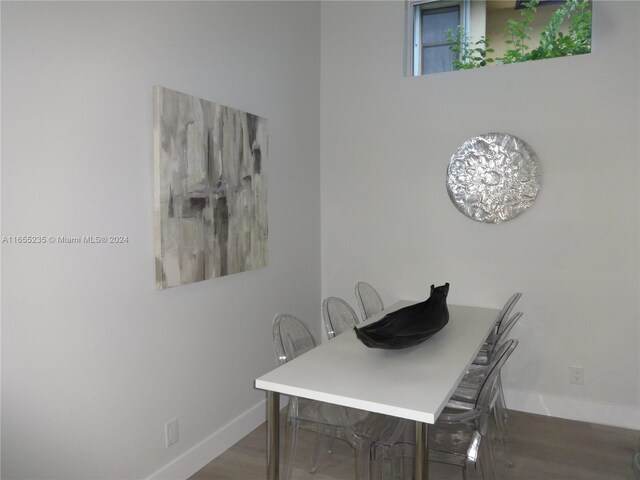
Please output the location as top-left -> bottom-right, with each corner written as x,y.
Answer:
165,417 -> 179,447
570,366 -> 584,385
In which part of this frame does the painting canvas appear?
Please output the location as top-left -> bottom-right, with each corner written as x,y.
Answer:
154,86 -> 268,289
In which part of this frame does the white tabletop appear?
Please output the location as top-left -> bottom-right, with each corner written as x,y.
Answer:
255,301 -> 498,424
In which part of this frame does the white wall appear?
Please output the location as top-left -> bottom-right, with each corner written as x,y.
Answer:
1,2 -> 320,479
321,1 -> 640,428
2,1 -> 639,478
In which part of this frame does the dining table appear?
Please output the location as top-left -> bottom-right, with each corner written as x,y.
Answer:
254,300 -> 499,480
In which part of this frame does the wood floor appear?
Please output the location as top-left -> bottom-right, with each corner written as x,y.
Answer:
190,410 -> 639,480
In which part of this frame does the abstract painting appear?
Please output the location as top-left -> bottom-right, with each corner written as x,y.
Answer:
154,86 -> 268,289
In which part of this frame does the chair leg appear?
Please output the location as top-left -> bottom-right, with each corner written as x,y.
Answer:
310,434 -> 333,473
497,376 -> 509,426
283,418 -> 298,480
392,443 -> 415,480
493,407 -> 513,468
462,455 -> 485,480
482,429 -> 499,480
477,452 -> 489,480
497,400 -> 510,443
309,433 -> 322,473
370,447 -> 382,480
371,440 -> 395,480
354,438 -> 372,480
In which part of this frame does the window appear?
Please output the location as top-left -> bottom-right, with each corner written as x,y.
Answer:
411,1 -> 470,75
408,0 -> 592,76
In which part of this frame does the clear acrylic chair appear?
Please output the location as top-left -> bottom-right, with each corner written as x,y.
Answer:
354,281 -> 384,321
372,339 -> 519,480
483,307 -> 522,436
322,296 -> 360,339
372,340 -> 518,480
450,312 -> 522,467
470,292 -> 521,437
433,339 -> 518,480
272,313 -> 392,480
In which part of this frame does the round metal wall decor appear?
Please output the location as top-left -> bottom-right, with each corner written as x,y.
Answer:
446,133 -> 541,224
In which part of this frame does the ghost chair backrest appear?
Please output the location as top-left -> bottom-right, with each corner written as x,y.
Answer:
322,297 -> 360,339
272,313 -> 317,366
495,292 -> 522,336
487,311 -> 522,361
354,281 -> 384,321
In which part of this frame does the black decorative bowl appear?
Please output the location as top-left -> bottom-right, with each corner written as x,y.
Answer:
354,283 -> 450,349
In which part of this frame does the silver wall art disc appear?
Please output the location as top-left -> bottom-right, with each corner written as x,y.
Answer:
446,133 -> 541,224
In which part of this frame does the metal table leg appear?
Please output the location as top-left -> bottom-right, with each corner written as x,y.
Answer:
267,391 -> 280,480
414,422 -> 429,480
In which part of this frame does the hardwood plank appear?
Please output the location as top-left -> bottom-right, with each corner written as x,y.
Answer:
190,410 -> 639,480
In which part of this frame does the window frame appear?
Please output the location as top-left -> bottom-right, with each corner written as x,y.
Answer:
408,0 -> 471,76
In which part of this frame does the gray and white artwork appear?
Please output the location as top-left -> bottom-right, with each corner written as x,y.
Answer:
154,86 -> 268,289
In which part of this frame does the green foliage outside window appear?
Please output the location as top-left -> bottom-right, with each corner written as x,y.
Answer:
446,0 -> 592,70
447,26 -> 495,70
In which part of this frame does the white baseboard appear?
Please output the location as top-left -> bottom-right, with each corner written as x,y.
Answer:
147,399 -> 267,480
504,386 -> 640,430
